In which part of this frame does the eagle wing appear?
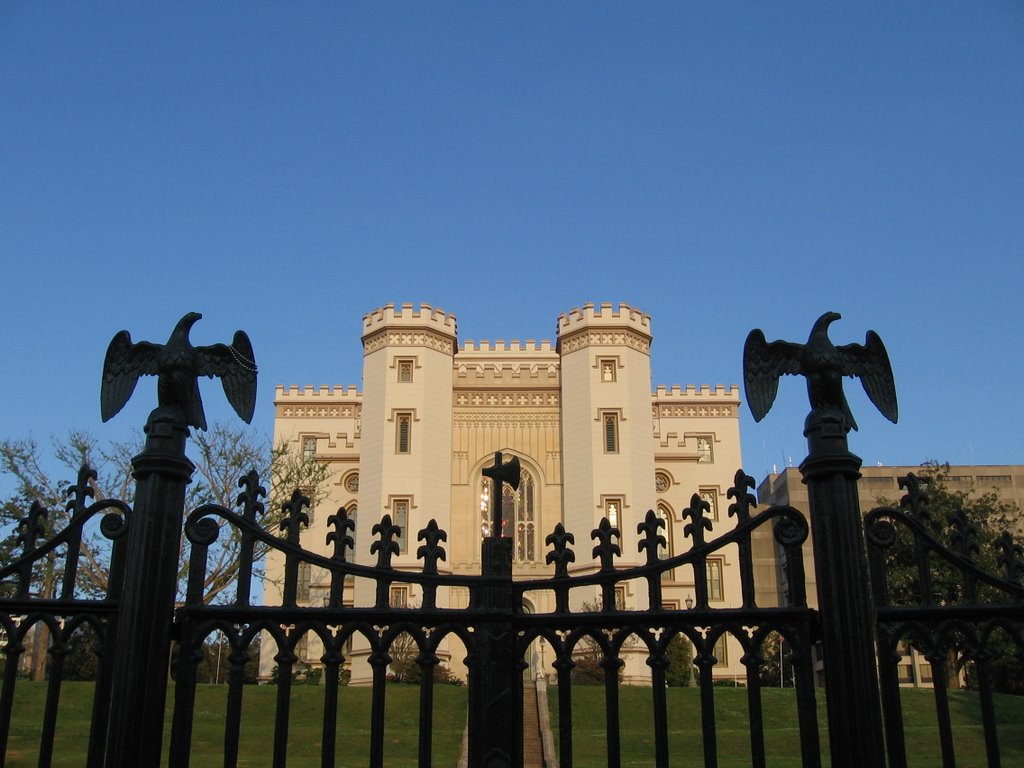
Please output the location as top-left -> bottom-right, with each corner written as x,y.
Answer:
101,332 -> 162,422
742,330 -> 803,422
196,330 -> 258,424
838,331 -> 898,424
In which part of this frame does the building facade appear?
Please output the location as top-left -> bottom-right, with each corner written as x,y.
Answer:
261,303 -> 744,683
753,464 -> 1024,686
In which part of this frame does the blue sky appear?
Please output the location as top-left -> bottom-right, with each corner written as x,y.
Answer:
2,3 -> 1022,498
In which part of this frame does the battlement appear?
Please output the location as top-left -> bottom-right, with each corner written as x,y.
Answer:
654,384 -> 741,401
275,384 -> 362,401
362,303 -> 458,337
556,302 -> 651,337
459,339 -> 556,354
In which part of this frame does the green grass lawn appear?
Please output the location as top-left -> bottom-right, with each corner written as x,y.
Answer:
4,682 -> 1023,766
551,685 -> 1024,767
2,682 -> 467,768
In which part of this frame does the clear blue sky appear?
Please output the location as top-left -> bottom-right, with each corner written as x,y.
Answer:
2,3 -> 1022,498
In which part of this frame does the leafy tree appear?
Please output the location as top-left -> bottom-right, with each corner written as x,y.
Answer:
1,422 -> 331,678
757,631 -> 794,688
664,633 -> 692,687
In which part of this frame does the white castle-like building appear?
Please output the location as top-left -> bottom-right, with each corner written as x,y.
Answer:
261,302 -> 745,683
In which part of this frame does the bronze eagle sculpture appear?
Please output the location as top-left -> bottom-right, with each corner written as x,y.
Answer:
101,312 -> 257,430
743,311 -> 897,431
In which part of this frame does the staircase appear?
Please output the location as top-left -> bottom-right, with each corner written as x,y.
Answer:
522,682 -> 544,767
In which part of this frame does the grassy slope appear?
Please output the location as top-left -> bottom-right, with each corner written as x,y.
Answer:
3,682 -> 1023,766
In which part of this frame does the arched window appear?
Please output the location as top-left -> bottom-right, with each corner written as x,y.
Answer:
480,465 -> 537,562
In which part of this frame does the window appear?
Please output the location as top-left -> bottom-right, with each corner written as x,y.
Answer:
302,436 -> 317,462
479,466 -> 537,562
696,436 -> 713,463
396,413 -> 412,454
603,413 -> 619,453
615,585 -> 627,610
699,489 -> 718,520
344,472 -> 359,493
604,497 -> 623,529
706,558 -> 724,601
397,359 -> 414,383
298,562 -> 311,602
656,504 -> 673,580
655,472 -> 671,494
390,585 -> 410,608
712,635 -> 728,666
392,498 -> 410,553
600,358 -> 617,382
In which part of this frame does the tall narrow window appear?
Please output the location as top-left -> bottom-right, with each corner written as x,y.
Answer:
397,359 -> 414,383
700,489 -> 718,520
706,557 -> 724,601
302,437 -> 317,462
479,466 -> 538,562
603,413 -> 619,453
393,498 -> 409,553
298,561 -> 311,602
656,504 -> 673,580
396,413 -> 412,454
604,497 -> 623,528
600,358 -> 617,382
712,635 -> 729,665
696,436 -> 713,463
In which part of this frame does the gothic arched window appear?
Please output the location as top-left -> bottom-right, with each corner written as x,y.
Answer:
480,465 -> 537,562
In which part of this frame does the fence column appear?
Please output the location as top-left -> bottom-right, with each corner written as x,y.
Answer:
104,413 -> 194,767
800,410 -> 886,768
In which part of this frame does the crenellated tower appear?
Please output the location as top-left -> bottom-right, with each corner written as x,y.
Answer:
557,303 -> 655,577
357,303 -> 458,568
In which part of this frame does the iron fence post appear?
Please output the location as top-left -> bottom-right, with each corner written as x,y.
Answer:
104,412 -> 194,768
800,410 -> 886,768
469,452 -> 521,768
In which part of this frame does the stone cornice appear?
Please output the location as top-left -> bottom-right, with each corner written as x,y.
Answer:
362,328 -> 456,355
557,327 -> 651,355
454,390 -> 560,408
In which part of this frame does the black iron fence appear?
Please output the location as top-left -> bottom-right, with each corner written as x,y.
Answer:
0,315 -> 1022,767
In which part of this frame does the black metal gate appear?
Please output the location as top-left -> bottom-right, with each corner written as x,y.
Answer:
0,314 -> 1021,767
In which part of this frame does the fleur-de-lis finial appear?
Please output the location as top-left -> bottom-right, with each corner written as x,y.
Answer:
236,470 -> 266,524
899,474 -> 931,523
17,501 -> 48,552
65,465 -> 97,518
545,523 -> 575,577
995,532 -> 1024,584
326,506 -> 356,563
370,514 -> 401,569
637,510 -> 666,565
416,519 -> 448,575
727,469 -> 757,524
683,493 -> 713,547
279,489 -> 310,546
947,507 -> 979,561
592,518 -> 621,572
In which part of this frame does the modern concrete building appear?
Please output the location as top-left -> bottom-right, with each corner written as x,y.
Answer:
753,464 -> 1024,686
261,302 -> 745,684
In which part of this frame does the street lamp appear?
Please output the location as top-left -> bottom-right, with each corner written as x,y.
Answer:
538,636 -> 546,681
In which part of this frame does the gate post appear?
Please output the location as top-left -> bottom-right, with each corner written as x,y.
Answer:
799,411 -> 886,768
468,452 -> 521,768
743,313 -> 897,768
104,412 -> 194,767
